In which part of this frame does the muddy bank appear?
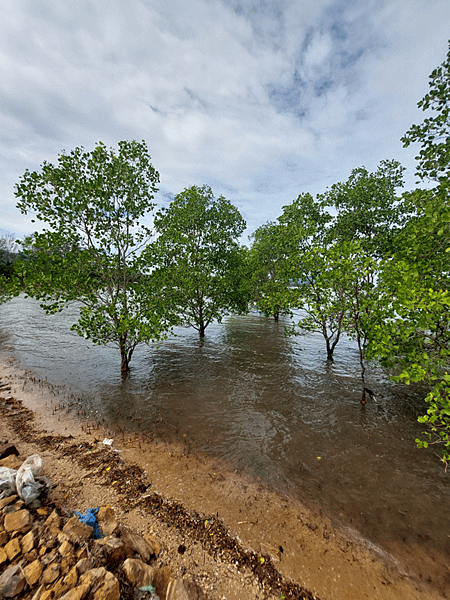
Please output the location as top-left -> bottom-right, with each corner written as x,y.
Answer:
0,358 -> 445,600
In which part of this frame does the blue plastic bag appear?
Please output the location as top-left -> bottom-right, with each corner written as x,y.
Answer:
74,507 -> 103,539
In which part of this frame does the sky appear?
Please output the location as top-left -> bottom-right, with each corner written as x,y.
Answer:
1,0 -> 449,242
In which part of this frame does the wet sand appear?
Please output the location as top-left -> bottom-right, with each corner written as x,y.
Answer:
0,355 -> 447,600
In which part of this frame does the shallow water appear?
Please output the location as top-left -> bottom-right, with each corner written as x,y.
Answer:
0,296 -> 449,573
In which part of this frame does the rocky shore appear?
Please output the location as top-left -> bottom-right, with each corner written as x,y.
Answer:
0,363 -> 446,600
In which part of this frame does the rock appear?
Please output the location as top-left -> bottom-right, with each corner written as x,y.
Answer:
153,566 -> 174,600
0,444 -> 19,460
44,509 -> 61,535
77,547 -> 88,561
64,564 -> 80,588
76,557 -> 96,575
22,558 -> 43,586
25,548 -> 39,562
97,506 -> 118,536
3,500 -> 25,515
0,527 -> 8,545
22,527 -> 40,554
5,537 -> 22,561
58,582 -> 91,600
122,558 -> 155,587
94,535 -> 126,567
166,579 -> 204,600
79,567 -> 120,600
59,539 -> 75,559
0,563 -> 26,598
30,584 -> 45,600
61,515 -> 93,543
0,495 -> 18,511
119,525 -> 153,562
0,546 -> 8,567
0,455 -> 22,470
42,561 -> 61,584
4,508 -> 33,533
144,533 -> 161,557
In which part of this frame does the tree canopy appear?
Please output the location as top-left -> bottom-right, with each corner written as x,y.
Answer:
151,184 -> 249,336
14,140 -> 173,373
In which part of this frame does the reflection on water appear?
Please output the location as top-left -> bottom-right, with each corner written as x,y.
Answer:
0,296 -> 449,568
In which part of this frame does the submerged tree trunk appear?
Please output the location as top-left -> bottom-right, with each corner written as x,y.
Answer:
119,335 -> 133,374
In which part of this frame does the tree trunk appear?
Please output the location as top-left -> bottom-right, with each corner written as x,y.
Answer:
121,350 -> 130,373
274,311 -> 279,322
326,340 -> 334,361
199,324 -> 205,337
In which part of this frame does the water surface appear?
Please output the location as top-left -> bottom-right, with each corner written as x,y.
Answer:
0,296 -> 448,575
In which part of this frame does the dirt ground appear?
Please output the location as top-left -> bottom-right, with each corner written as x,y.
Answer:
0,357 -> 446,600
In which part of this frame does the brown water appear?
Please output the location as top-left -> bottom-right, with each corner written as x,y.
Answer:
0,296 -> 449,581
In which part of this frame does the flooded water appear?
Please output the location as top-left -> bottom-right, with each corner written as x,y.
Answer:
0,296 -> 449,574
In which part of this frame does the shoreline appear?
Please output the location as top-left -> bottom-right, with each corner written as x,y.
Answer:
0,356 -> 445,600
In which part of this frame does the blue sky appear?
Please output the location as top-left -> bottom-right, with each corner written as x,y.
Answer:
1,0 -> 449,240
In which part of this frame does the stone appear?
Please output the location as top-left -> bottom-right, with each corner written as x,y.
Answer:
97,506 -> 118,536
42,561 -> 61,584
0,563 -> 26,598
41,548 -> 58,566
30,584 -> 45,600
79,567 -> 120,600
44,509 -> 61,534
59,539 -> 74,559
21,527 -> 39,554
0,546 -> 8,567
61,516 -> 93,543
4,508 -> 33,533
94,535 -> 126,566
0,455 -> 21,469
22,558 -> 43,587
0,528 -> 8,545
0,495 -> 18,510
119,526 -> 152,562
37,507 -> 48,516
3,500 -> 25,514
25,548 -> 39,562
144,532 -> 161,557
77,547 -> 88,560
153,566 -> 174,600
64,564 -> 80,588
5,537 -> 21,561
0,444 -> 19,460
76,557 -> 96,575
122,558 -> 155,587
166,579 -> 204,600
58,582 -> 91,600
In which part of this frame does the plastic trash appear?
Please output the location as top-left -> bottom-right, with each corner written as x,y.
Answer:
74,507 -> 103,539
16,454 -> 49,505
0,455 -> 49,503
102,438 -> 114,446
0,466 -> 17,499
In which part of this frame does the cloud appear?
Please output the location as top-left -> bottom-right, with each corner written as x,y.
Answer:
0,0 -> 449,238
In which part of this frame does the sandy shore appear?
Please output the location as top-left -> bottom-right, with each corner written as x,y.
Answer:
0,355 -> 446,600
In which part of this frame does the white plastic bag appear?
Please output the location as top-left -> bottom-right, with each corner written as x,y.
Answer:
16,454 -> 48,504
0,466 -> 17,499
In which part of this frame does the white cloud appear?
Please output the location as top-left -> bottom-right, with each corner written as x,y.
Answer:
0,0 -> 449,237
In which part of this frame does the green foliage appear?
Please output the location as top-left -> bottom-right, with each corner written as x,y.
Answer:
324,159 -> 406,257
401,41 -> 450,185
14,140 -> 172,372
247,220 -> 292,320
151,185 -> 248,336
